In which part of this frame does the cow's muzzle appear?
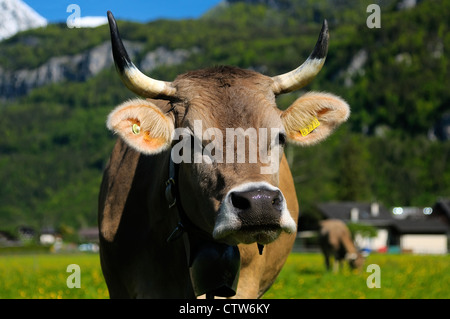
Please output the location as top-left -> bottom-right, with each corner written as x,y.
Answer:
213,182 -> 297,245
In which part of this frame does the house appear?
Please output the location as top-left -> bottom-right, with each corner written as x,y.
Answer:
317,202 -> 449,254
390,218 -> 448,254
0,230 -> 18,246
78,227 -> 99,243
17,226 -> 35,243
39,227 -> 58,245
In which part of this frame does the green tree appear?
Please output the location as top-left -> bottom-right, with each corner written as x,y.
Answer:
335,135 -> 370,201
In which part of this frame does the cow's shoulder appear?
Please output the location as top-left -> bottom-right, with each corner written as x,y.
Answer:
99,139 -> 142,242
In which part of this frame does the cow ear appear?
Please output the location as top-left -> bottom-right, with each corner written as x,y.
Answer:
107,99 -> 174,154
281,92 -> 350,146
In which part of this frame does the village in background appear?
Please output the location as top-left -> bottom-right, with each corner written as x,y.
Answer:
1,199 -> 449,256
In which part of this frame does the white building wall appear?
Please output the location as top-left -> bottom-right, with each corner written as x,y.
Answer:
400,234 -> 448,254
39,234 -> 55,245
355,228 -> 389,251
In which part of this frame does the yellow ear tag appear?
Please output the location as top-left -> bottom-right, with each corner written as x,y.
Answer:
300,117 -> 320,136
132,123 -> 141,135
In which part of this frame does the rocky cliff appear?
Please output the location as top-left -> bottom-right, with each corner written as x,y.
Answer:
0,41 -> 198,98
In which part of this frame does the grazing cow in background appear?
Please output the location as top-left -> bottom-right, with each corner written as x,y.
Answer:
319,219 -> 364,272
98,11 -> 350,298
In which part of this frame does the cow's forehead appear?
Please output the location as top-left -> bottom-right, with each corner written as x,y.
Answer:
174,65 -> 271,87
173,66 -> 281,129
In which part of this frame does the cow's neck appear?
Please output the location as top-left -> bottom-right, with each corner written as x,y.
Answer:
164,155 -> 241,299
165,157 -> 213,242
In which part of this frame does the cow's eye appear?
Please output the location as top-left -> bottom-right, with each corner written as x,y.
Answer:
277,133 -> 287,147
189,135 -> 203,150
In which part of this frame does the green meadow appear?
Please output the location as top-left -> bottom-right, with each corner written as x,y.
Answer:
0,253 -> 448,299
264,253 -> 450,299
0,253 -> 108,299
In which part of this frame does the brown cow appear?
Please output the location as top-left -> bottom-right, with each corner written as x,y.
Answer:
319,219 -> 364,272
98,11 -> 350,298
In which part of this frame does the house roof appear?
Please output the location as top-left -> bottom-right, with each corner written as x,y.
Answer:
391,219 -> 448,234
318,202 -> 391,221
78,227 -> 99,242
317,201 -> 449,234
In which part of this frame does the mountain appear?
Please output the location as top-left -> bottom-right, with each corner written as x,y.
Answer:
0,0 -> 47,41
0,39 -> 197,98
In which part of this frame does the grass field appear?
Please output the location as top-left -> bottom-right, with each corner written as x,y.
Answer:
0,253 -> 108,299
264,253 -> 450,299
0,252 -> 448,299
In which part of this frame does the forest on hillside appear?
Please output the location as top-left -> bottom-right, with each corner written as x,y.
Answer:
0,0 -> 449,232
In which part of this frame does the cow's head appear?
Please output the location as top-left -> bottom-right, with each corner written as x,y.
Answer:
106,12 -> 349,246
347,252 -> 365,270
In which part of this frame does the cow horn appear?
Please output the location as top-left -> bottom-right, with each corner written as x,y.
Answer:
107,11 -> 177,98
271,20 -> 329,95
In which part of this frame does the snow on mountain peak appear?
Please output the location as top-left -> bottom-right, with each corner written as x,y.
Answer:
0,0 -> 47,40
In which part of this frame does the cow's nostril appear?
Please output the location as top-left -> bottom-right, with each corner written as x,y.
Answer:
271,192 -> 283,210
231,192 -> 251,210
